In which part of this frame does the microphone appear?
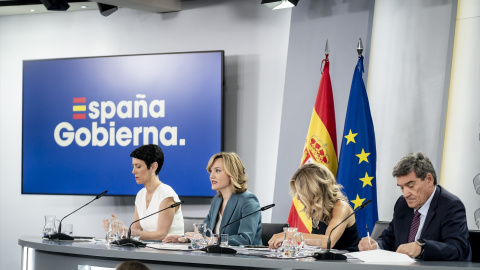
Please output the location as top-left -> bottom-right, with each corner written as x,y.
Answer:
48,190 -> 108,240
259,204 -> 275,211
112,201 -> 184,248
202,203 -> 275,254
95,190 -> 108,199
314,199 -> 372,260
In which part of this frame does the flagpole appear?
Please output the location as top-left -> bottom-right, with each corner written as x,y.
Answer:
321,39 -> 329,73
325,39 -> 329,56
357,37 -> 363,56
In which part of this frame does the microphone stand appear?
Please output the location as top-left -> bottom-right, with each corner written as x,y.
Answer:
112,201 -> 184,248
314,199 -> 372,260
48,190 -> 108,240
202,203 -> 275,254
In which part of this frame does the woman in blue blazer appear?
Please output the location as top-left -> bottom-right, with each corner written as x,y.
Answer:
164,152 -> 262,246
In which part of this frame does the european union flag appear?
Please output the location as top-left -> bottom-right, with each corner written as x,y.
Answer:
336,55 -> 378,237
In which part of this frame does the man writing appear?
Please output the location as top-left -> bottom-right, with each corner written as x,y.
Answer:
358,152 -> 471,261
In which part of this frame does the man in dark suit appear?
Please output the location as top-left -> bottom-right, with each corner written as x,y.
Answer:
358,152 -> 471,261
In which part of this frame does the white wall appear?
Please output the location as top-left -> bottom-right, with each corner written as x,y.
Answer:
441,0 -> 480,230
0,1 -> 291,269
367,0 -> 456,221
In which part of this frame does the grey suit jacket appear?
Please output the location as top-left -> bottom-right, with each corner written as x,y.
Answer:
204,191 -> 262,246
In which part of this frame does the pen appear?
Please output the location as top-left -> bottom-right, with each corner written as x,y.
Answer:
366,224 -> 372,246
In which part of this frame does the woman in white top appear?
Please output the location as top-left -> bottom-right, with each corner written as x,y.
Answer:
105,144 -> 184,240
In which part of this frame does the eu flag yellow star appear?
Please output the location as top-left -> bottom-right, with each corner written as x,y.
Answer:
350,194 -> 366,210
344,129 -> 358,145
359,172 -> 374,188
356,148 -> 370,164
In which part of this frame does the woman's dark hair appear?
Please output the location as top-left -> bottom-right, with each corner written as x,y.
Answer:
116,260 -> 150,270
130,144 -> 164,175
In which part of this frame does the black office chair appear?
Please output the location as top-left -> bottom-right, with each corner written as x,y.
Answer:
261,223 -> 289,246
371,221 -> 389,240
469,230 -> 480,262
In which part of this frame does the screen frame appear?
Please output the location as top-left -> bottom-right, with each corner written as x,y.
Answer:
21,50 -> 225,197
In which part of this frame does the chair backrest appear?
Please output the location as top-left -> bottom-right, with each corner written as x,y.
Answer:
261,223 -> 289,246
183,217 -> 205,233
371,221 -> 389,240
469,230 -> 480,262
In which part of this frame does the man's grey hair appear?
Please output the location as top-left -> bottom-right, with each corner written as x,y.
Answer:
392,152 -> 437,185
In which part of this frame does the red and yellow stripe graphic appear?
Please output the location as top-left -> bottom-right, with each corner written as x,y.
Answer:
73,97 -> 86,119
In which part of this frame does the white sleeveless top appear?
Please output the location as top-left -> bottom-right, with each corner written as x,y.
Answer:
135,183 -> 184,236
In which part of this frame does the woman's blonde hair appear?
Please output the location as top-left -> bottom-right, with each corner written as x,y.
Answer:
289,162 -> 346,226
206,152 -> 248,196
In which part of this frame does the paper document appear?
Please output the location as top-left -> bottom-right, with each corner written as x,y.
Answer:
147,243 -> 191,251
347,249 -> 415,263
242,247 -> 271,251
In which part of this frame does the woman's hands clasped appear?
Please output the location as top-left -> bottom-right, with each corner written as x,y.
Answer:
163,232 -> 194,243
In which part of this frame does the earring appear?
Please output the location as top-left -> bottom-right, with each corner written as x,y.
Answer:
151,172 -> 155,176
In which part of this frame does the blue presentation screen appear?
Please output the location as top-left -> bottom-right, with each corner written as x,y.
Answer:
22,51 -> 223,196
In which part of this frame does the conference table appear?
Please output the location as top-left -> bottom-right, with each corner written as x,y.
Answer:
18,236 -> 479,270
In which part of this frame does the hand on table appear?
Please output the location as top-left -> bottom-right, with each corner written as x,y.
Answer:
267,232 -> 284,249
163,232 -> 194,243
396,242 -> 421,258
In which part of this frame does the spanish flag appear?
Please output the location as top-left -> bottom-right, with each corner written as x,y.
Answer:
287,55 -> 338,233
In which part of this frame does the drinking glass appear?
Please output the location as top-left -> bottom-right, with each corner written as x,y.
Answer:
302,239 -> 322,256
190,223 -> 213,249
280,227 -> 304,258
43,215 -> 59,237
190,234 -> 203,249
130,229 -> 140,240
212,234 -> 219,245
220,234 -> 229,247
112,219 -> 126,241
118,226 -> 128,240
104,218 -> 116,244
62,224 -> 73,236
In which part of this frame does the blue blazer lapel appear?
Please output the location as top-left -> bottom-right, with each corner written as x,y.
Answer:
220,194 -> 239,230
420,186 -> 440,237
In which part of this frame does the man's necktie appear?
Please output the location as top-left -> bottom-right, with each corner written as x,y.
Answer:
408,211 -> 421,243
